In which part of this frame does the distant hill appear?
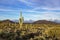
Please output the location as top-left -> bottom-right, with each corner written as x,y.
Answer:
24,20 -> 34,23
53,20 -> 60,23
0,19 -> 15,23
33,20 -> 58,24
11,20 -> 34,23
0,20 -> 60,24
12,19 -> 60,23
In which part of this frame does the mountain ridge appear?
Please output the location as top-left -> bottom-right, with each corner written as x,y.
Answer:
33,20 -> 58,24
0,19 -> 60,24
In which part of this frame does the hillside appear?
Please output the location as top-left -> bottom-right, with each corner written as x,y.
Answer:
33,20 -> 58,24
0,20 -> 60,25
0,19 -> 15,23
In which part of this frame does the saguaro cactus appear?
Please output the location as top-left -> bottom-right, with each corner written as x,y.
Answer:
19,11 -> 24,29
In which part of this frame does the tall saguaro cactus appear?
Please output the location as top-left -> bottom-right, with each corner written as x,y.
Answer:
19,11 -> 24,30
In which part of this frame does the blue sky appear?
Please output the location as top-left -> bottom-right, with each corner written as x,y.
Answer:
0,0 -> 60,20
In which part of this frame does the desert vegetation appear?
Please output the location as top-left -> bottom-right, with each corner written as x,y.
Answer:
0,20 -> 60,40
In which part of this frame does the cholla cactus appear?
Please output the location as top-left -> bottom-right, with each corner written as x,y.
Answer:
19,11 -> 24,30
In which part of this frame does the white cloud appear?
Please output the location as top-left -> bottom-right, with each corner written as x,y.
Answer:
25,12 -> 60,20
18,0 -> 34,7
18,0 -> 60,7
0,8 -> 20,11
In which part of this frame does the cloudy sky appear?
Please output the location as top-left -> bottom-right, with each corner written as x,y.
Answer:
0,0 -> 60,20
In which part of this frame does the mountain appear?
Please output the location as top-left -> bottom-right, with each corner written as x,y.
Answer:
10,20 -> 60,24
11,20 -> 19,22
0,19 -> 60,24
0,19 -> 34,24
0,19 -> 15,23
33,20 -> 58,24
24,20 -> 34,23
53,20 -> 60,23
11,20 -> 34,23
